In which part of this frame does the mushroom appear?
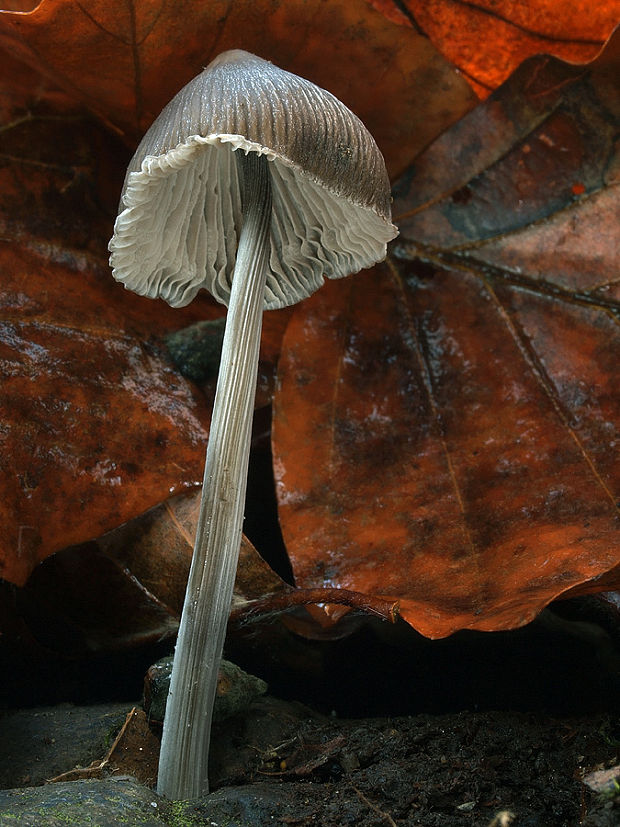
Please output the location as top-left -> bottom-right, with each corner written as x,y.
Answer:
108,49 -> 397,800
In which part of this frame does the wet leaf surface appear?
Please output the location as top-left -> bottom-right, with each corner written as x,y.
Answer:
0,0 -> 477,177
272,32 -> 620,637
0,246 -> 218,585
0,46 -> 297,587
0,88 -> 218,585
10,488 -> 397,657
371,1 -> 619,97
0,0 -> 617,648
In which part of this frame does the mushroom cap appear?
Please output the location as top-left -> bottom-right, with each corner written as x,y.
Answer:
109,50 -> 398,310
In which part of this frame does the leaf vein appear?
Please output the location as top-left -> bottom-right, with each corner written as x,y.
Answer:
483,277 -> 619,510
387,258 -> 486,611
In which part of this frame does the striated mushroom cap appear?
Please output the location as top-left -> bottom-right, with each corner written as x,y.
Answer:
109,50 -> 397,310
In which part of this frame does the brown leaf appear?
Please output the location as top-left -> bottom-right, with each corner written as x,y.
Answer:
392,29 -> 620,253
0,48 -> 295,587
0,245 -> 217,586
17,542 -> 180,653
0,96 -> 224,586
582,764 -> 620,795
371,1 -> 619,97
272,37 -> 620,638
0,0 -> 476,177
0,45 -> 76,123
104,707 -> 160,786
12,488 -> 293,654
97,490 -> 289,618
96,485 -> 397,627
12,486 -> 397,654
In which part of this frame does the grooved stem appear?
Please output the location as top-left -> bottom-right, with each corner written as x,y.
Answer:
157,152 -> 272,800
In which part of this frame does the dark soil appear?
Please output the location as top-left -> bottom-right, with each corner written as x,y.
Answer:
1,594 -> 620,825
207,697 -> 620,827
1,696 -> 618,825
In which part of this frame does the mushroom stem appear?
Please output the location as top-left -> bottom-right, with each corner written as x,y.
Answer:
157,151 -> 272,800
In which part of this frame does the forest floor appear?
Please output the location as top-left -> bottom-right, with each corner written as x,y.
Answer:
1,598 -> 619,826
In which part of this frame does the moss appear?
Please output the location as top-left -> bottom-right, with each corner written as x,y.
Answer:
0,779 -> 165,825
102,721 -> 123,751
162,800 -> 204,827
0,802 -> 87,825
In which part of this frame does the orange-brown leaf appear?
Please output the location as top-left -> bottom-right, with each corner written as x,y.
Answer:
371,1 -> 619,97
0,0 -> 477,177
97,490 -> 289,618
0,104 -> 221,586
272,35 -> 620,638
0,243 -> 214,586
273,263 -> 619,638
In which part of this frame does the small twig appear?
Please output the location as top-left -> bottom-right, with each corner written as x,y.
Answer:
350,783 -> 399,827
48,707 -> 137,783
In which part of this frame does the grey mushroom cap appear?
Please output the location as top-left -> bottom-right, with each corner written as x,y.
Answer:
108,49 -> 398,310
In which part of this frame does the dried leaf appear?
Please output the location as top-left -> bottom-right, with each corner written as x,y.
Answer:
371,1 -> 619,97
97,490 -> 288,618
392,30 -> 620,254
0,49 -> 295,586
0,93 -> 223,586
0,0 -> 477,176
18,542 -> 180,653
272,36 -> 620,638
0,45 -> 76,123
0,247 -> 217,586
12,486 -> 397,654
104,707 -> 160,786
11,488 -> 290,653
582,764 -> 620,795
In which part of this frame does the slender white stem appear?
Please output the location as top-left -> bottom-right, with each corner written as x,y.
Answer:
157,152 -> 272,800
